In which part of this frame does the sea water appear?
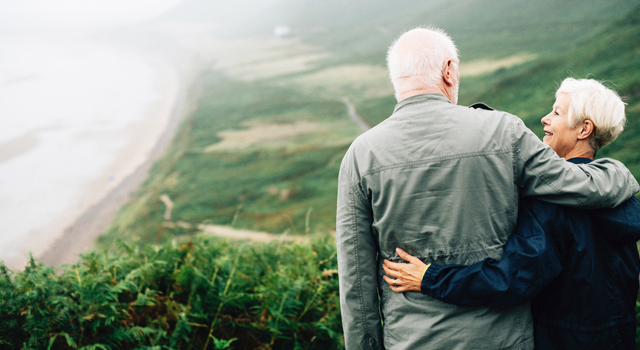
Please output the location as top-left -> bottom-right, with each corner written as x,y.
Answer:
0,2 -> 183,268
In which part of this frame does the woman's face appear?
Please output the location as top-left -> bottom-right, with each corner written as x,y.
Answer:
541,93 -> 580,158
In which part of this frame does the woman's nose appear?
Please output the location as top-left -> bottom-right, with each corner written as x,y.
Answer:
541,114 -> 551,126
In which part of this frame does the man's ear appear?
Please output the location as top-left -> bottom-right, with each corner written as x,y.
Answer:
577,119 -> 595,140
442,59 -> 455,86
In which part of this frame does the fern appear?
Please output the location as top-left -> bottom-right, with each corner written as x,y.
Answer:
0,236 -> 343,349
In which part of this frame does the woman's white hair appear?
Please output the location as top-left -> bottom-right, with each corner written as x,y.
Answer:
386,27 -> 459,99
557,78 -> 626,151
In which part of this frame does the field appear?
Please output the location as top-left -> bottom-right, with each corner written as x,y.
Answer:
3,1 -> 640,348
99,73 -> 361,247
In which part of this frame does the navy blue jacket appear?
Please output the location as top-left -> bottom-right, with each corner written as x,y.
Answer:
421,158 -> 640,349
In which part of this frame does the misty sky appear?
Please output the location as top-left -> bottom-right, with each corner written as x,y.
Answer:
0,0 -> 186,35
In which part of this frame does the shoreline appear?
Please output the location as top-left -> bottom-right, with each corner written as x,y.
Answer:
38,60 -> 198,268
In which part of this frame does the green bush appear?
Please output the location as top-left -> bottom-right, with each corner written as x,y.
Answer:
3,237 -> 640,349
0,237 -> 342,350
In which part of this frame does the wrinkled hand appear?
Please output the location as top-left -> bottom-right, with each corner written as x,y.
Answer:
382,248 -> 430,293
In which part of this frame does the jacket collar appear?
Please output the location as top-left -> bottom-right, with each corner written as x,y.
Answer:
567,157 -> 593,164
393,93 -> 452,114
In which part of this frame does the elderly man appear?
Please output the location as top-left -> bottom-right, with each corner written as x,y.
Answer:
336,27 -> 639,350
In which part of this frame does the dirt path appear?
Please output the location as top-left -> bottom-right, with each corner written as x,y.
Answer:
159,194 -> 174,220
198,224 -> 308,243
342,97 -> 371,132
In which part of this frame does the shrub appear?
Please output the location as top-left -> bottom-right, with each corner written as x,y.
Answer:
0,237 -> 342,350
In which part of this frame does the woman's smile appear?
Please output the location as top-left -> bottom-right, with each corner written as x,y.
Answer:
541,93 -> 576,158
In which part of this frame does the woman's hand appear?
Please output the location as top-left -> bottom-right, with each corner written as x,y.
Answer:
382,248 -> 430,293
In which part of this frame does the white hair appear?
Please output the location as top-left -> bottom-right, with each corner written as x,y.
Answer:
557,78 -> 626,151
386,27 -> 459,99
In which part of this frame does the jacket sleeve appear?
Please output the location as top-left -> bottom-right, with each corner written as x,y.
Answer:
421,201 -> 564,308
336,150 -> 383,350
512,117 -> 639,208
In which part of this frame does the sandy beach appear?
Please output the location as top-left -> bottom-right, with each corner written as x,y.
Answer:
0,42 -> 185,269
0,39 -> 212,272
37,54 -> 188,267
0,0 -> 232,269
0,0 -> 265,269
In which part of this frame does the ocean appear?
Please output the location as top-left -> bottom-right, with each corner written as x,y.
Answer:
0,1 -> 184,269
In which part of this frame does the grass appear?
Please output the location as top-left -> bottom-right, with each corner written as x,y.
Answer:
99,73 -> 361,250
465,6 -> 640,177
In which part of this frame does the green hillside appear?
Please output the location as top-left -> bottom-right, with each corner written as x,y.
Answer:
471,7 -> 640,176
102,3 -> 640,248
359,5 -> 640,175
215,0 -> 637,62
99,74 -> 359,246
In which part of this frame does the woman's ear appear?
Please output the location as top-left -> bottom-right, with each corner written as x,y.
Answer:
577,119 -> 595,140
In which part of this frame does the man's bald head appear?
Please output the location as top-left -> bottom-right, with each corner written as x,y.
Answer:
387,27 -> 459,102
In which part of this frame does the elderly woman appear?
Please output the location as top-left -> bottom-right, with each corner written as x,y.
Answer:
382,78 -> 640,349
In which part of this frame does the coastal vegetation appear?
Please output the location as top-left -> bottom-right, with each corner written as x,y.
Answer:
3,1 -> 640,349
0,237 -> 340,349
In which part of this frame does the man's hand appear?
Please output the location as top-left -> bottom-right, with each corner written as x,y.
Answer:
382,248 -> 430,293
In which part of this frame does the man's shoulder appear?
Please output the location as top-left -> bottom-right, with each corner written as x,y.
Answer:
340,134 -> 372,175
345,131 -> 370,154
346,118 -> 393,152
466,102 -> 519,121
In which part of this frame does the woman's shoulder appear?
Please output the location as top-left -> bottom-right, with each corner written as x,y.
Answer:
519,196 -> 590,229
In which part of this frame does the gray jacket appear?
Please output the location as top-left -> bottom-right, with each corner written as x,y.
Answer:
336,93 -> 639,350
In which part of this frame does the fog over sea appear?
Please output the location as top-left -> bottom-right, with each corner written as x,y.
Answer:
0,0 -> 186,269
